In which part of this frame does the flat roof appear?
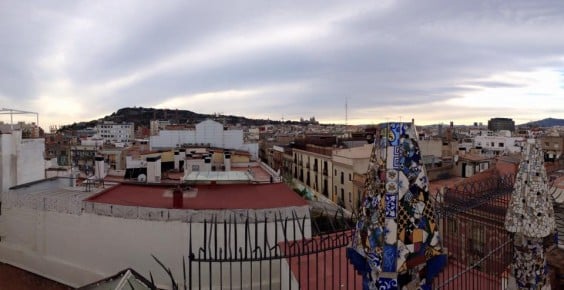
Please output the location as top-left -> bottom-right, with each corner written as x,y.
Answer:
86,183 -> 307,210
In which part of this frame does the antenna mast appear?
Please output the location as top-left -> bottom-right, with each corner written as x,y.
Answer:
345,97 -> 348,126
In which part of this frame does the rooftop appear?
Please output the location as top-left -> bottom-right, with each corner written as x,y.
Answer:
86,183 -> 307,210
184,171 -> 251,183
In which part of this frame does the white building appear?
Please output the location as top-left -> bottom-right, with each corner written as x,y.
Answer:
474,135 -> 524,156
150,119 -> 259,160
96,122 -> 134,144
0,129 -> 45,192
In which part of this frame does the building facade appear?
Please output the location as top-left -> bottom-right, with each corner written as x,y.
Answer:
487,117 -> 515,132
96,122 -> 134,144
0,130 -> 45,192
292,145 -> 333,199
331,145 -> 371,211
150,119 -> 259,160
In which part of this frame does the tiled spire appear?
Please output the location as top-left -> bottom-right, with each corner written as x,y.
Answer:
505,140 -> 554,290
348,122 -> 446,290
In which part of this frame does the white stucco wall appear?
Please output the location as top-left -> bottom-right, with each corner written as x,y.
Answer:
195,119 -> 223,146
0,131 -> 45,192
149,120 -> 258,160
0,188 -> 310,289
150,130 -> 197,149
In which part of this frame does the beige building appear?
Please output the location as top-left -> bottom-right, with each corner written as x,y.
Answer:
541,136 -> 563,161
292,145 -> 333,198
331,144 -> 372,211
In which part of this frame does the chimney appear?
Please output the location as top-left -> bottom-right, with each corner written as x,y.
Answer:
179,149 -> 186,171
203,155 -> 212,171
174,150 -> 180,170
224,151 -> 231,171
173,186 -> 183,208
95,156 -> 105,179
69,170 -> 79,187
146,155 -> 161,183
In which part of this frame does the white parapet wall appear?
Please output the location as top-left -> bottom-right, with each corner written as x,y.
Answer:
0,183 -> 311,289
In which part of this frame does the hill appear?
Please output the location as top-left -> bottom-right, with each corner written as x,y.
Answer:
58,107 -> 285,131
520,118 -> 564,127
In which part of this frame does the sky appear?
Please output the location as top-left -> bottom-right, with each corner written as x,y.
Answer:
1,0 -> 564,129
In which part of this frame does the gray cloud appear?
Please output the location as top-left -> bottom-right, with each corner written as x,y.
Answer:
1,0 -> 564,126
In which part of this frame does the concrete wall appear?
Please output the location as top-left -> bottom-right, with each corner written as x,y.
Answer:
195,119 -> 223,146
0,204 -> 311,289
0,131 -> 45,192
418,139 -> 443,158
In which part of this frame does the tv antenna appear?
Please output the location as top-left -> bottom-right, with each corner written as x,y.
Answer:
345,97 -> 348,126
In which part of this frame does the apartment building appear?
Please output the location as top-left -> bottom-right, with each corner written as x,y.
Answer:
292,145 -> 333,199
96,122 -> 134,144
331,144 -> 371,211
541,135 -> 564,161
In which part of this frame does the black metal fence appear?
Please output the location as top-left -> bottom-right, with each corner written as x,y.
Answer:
184,173 -> 519,290
186,211 -> 361,290
433,173 -> 515,290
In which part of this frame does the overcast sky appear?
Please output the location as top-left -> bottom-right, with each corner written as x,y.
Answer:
1,0 -> 564,128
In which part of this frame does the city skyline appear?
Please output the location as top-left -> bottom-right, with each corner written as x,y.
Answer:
1,0 -> 564,127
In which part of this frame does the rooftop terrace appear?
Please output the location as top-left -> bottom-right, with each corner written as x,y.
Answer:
86,182 -> 307,210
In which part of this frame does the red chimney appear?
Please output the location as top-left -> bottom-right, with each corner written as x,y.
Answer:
173,186 -> 183,208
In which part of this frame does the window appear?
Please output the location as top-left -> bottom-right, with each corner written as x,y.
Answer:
498,142 -> 504,147
334,169 -> 337,176
349,173 -> 352,181
349,192 -> 352,202
340,172 -> 344,184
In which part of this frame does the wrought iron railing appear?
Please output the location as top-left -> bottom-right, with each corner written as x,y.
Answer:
153,173 -> 535,290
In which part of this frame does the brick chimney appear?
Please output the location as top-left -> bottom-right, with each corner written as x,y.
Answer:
172,186 -> 183,208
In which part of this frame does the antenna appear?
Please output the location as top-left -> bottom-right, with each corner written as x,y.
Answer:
345,97 -> 348,126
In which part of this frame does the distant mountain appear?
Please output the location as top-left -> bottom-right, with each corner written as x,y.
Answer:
58,107 -> 288,131
520,118 -> 564,127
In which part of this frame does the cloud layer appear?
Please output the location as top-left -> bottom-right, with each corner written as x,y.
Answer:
1,0 -> 563,127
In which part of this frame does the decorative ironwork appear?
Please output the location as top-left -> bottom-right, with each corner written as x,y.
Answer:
185,210 -> 361,290
152,171 -> 557,290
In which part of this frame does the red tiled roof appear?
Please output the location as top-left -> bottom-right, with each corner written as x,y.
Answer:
85,183 -> 307,210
